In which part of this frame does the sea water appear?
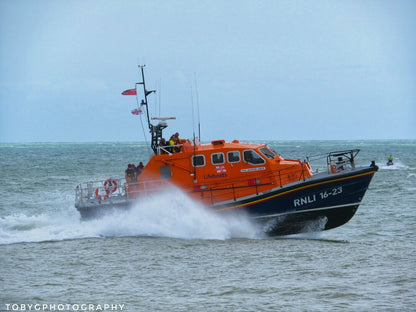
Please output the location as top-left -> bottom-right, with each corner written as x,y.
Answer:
1,140 -> 415,311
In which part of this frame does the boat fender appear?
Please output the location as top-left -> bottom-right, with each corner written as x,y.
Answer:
104,179 -> 118,193
95,188 -> 109,200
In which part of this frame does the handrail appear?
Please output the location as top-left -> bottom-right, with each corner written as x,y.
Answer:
156,144 -> 184,155
75,178 -> 127,203
191,162 -> 311,204
75,178 -> 172,204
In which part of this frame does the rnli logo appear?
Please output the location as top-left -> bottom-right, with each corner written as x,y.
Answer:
216,166 -> 226,173
203,166 -> 227,179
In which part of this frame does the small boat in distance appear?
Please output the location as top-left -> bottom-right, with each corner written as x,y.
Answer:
75,66 -> 378,236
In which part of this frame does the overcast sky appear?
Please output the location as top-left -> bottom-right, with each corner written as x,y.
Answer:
1,0 -> 415,143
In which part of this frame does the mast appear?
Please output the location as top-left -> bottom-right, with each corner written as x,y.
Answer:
138,65 -> 152,128
137,65 -> 172,155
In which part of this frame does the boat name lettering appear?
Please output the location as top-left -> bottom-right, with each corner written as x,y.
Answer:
294,187 -> 343,207
241,167 -> 266,172
204,173 -> 227,179
294,194 -> 317,207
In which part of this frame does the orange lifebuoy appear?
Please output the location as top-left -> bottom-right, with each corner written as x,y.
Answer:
104,179 -> 117,193
95,188 -> 109,200
330,164 -> 338,174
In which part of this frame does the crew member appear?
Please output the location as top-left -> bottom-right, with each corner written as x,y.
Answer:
335,157 -> 345,171
169,135 -> 176,153
173,132 -> 185,152
125,164 -> 136,182
159,138 -> 168,154
136,162 -> 144,176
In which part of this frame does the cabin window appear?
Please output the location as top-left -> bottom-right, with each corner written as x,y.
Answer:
192,155 -> 205,167
211,153 -> 225,165
243,149 -> 265,165
160,166 -> 172,179
227,151 -> 240,163
259,147 -> 276,159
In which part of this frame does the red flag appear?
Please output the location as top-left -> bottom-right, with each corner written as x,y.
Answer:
131,108 -> 142,115
122,89 -> 137,95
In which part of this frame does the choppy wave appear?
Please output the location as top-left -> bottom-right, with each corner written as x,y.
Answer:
0,188 -> 261,245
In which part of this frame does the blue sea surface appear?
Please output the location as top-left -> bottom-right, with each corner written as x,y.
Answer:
1,140 -> 415,311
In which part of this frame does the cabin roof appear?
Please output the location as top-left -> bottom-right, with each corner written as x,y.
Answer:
194,140 -> 265,152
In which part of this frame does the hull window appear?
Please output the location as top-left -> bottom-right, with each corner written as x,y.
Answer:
243,149 -> 265,165
227,151 -> 241,163
192,155 -> 205,167
212,153 -> 225,165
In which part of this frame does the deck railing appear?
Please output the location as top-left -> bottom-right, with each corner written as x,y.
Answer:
189,161 -> 311,205
75,178 -> 127,203
75,178 -> 172,204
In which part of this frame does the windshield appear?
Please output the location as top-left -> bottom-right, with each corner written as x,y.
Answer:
259,147 -> 276,159
243,149 -> 265,165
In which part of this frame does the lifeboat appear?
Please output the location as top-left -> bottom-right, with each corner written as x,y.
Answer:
75,66 -> 378,236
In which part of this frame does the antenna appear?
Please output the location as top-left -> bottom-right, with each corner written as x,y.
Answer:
154,79 -> 162,117
190,85 -> 197,183
159,78 -> 162,117
154,80 -> 157,117
190,86 -> 195,141
194,73 -> 201,141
